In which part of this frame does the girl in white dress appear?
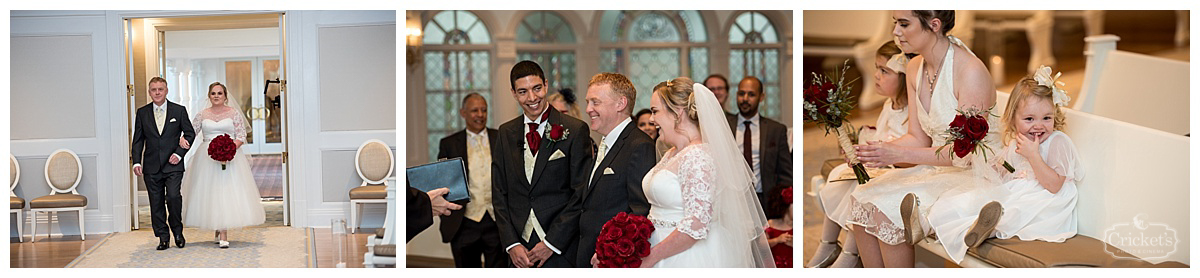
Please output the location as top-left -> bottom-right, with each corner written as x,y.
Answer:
180,82 -> 266,248
639,77 -> 773,267
850,11 -> 1003,267
926,68 -> 1083,263
808,41 -> 911,268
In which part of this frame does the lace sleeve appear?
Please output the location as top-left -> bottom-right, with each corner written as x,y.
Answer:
192,109 -> 205,139
232,109 -> 249,143
1043,132 -> 1083,182
676,146 -> 716,240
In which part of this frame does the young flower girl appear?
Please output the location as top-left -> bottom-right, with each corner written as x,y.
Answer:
924,66 -> 1084,263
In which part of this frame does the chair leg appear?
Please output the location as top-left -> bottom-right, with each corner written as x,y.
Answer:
30,211 -> 37,242
350,202 -> 359,234
79,209 -> 85,241
18,210 -> 24,242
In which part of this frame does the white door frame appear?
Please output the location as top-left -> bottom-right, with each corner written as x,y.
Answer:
118,10 -> 291,231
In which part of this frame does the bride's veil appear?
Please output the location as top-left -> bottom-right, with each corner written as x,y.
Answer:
691,82 -> 776,267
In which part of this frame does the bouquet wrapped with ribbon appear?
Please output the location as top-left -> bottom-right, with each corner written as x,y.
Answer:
803,60 -> 870,184
594,212 -> 654,268
208,134 -> 237,170
935,107 -> 1014,172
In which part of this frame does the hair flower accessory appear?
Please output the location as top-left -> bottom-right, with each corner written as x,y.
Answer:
1033,65 -> 1070,107
886,53 -> 910,74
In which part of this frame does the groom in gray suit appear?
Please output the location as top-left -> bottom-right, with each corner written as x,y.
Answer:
132,77 -> 196,251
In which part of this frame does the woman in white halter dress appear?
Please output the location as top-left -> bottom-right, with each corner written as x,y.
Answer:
180,82 -> 266,248
849,11 -> 1003,267
638,78 -> 773,268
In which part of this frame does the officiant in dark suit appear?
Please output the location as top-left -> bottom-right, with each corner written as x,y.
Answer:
492,61 -> 593,268
729,76 -> 793,212
131,77 -> 196,251
561,73 -> 654,268
437,93 -> 505,268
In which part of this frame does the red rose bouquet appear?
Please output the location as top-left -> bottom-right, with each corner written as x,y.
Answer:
935,108 -> 1014,172
595,212 -> 654,268
803,60 -> 870,184
208,134 -> 237,170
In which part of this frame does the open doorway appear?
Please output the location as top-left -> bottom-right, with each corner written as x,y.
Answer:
124,13 -> 290,229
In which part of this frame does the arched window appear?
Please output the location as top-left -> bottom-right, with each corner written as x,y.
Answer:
423,10 -> 492,161
516,11 -> 578,102
598,11 -> 709,112
729,11 -> 782,120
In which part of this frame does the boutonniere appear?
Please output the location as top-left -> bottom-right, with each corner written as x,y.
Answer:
544,123 -> 569,142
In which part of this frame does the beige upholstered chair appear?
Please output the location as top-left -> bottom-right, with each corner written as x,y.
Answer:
30,149 -> 87,241
11,154 -> 25,242
349,139 -> 393,233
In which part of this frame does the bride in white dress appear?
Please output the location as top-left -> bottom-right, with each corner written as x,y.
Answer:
639,77 -> 773,268
179,82 -> 266,248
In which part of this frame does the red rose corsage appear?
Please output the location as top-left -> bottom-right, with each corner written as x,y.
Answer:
544,123 -> 569,142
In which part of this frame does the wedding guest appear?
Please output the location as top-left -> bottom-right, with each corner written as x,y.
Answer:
547,88 -> 583,120
766,187 -> 794,268
730,76 -> 793,212
636,108 -> 671,160
634,109 -> 659,140
809,41 -> 911,268
850,10 -> 1000,268
408,186 -> 462,242
703,74 -> 733,118
437,93 -> 505,268
566,72 -> 654,268
925,67 -> 1083,264
492,60 -> 593,268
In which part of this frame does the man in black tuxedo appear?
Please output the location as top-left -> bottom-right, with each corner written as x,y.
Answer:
728,76 -> 793,212
492,61 -> 593,268
566,73 -> 654,267
131,77 -> 196,251
437,93 -> 506,268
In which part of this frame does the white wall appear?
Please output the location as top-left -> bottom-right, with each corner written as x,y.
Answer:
10,10 -> 131,236
286,10 -> 398,228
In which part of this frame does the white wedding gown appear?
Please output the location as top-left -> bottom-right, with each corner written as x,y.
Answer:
643,144 -> 756,267
181,108 -> 265,231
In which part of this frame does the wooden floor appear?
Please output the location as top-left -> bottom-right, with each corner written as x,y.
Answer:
10,228 -> 393,268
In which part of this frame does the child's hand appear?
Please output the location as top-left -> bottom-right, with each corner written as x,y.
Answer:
1015,133 -> 1042,161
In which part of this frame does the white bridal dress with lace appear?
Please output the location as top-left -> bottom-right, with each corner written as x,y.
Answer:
181,107 -> 266,231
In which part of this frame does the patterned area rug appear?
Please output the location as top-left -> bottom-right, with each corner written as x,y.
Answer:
138,201 -> 285,228
66,227 -> 312,268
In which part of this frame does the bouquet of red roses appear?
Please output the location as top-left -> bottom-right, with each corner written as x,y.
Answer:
208,134 -> 237,170
935,108 -> 1014,172
594,212 -> 654,268
803,60 -> 870,184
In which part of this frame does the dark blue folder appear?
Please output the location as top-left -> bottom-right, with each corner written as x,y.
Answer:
405,158 -> 470,202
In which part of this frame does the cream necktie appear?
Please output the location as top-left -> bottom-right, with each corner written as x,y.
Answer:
154,107 -> 166,134
591,138 -> 608,183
